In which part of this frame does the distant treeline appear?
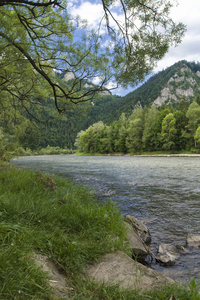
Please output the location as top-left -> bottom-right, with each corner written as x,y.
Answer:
75,98 -> 200,154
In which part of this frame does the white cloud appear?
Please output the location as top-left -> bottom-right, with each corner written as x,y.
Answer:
92,76 -> 101,85
92,77 -> 117,91
155,0 -> 200,72
68,0 -> 127,35
69,1 -> 104,28
105,81 -> 117,90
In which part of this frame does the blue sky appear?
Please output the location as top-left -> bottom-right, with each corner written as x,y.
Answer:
68,0 -> 200,96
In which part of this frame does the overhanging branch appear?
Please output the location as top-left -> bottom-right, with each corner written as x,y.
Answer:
0,0 -> 62,8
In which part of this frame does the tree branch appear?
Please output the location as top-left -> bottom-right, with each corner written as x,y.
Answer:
0,0 -> 63,8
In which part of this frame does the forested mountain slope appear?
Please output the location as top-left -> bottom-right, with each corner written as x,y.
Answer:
74,61 -> 200,154
24,60 -> 200,149
87,60 -> 200,125
1,60 -> 200,151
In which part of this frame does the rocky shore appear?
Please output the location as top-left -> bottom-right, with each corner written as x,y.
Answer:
86,215 -> 200,291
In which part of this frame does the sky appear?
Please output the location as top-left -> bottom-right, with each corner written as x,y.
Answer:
155,0 -> 200,72
68,0 -> 200,96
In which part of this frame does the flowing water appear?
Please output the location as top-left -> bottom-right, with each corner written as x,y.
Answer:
12,155 -> 200,283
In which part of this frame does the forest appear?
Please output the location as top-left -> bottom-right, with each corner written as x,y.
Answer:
0,0 -> 191,160
2,60 -> 200,159
2,62 -> 200,158
75,97 -> 200,154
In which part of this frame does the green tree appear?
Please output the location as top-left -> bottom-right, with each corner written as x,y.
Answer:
76,121 -> 105,153
90,122 -> 107,153
18,121 -> 41,150
98,126 -> 111,154
174,110 -> 187,150
142,105 -> 159,151
178,96 -> 190,112
195,94 -> 200,106
161,113 -> 177,150
117,113 -> 128,153
74,130 -> 86,153
117,125 -> 127,153
80,128 -> 94,153
0,128 -> 4,158
0,0 -> 185,117
154,108 -> 170,149
126,108 -> 144,153
126,118 -> 144,153
184,101 -> 200,147
109,121 -> 121,153
194,126 -> 200,148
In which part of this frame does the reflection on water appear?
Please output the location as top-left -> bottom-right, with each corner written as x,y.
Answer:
12,155 -> 200,283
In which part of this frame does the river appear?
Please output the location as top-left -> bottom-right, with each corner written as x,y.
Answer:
12,154 -> 200,283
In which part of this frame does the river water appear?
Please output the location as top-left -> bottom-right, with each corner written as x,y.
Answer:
12,155 -> 200,283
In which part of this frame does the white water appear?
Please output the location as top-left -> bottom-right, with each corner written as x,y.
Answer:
12,155 -> 200,283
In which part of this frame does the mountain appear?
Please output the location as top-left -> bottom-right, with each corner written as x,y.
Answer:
36,60 -> 200,149
86,60 -> 200,125
153,61 -> 200,106
3,60 -> 199,150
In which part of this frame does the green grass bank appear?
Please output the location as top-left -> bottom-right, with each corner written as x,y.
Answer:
0,145 -> 75,161
0,162 -> 199,299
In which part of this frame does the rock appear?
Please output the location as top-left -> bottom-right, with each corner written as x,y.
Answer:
124,222 -> 150,260
175,244 -> 190,254
187,234 -> 200,247
85,251 -> 175,291
161,268 -> 185,281
141,217 -> 158,225
63,71 -> 75,82
125,215 -> 151,245
156,243 -> 180,265
33,253 -> 69,299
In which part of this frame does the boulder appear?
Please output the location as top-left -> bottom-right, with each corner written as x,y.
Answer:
33,253 -> 69,299
156,243 -> 180,265
125,215 -> 151,245
186,234 -> 200,247
124,222 -> 150,260
85,251 -> 175,291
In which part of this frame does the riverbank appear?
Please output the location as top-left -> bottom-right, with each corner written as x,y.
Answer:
2,145 -> 200,162
0,145 -> 75,161
0,161 -> 197,299
76,151 -> 200,157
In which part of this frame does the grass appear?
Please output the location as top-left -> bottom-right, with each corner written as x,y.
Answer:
70,278 -> 193,299
0,162 -> 199,299
0,145 -> 75,161
0,162 -> 129,298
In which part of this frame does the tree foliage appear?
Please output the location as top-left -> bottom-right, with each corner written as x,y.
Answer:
75,98 -> 200,154
194,126 -> 200,145
18,120 -> 41,150
0,0 -> 185,116
161,113 -> 177,150
142,104 -> 159,150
